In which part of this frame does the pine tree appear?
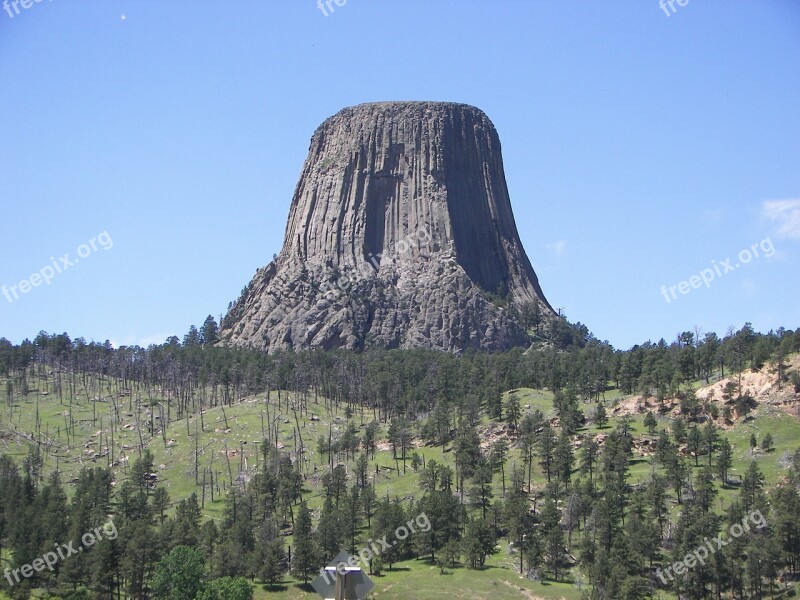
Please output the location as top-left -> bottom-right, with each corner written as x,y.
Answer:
694,466 -> 717,514
687,426 -> 703,466
454,425 -> 481,493
490,440 -> 509,497
580,437 -> 599,489
315,497 -> 345,563
716,438 -> 733,484
594,403 -> 608,428
553,431 -> 574,489
741,461 -> 765,510
462,517 -> 496,568
290,502 -> 318,583
643,411 -> 657,435
122,520 -> 159,598
702,421 -> 719,466
416,490 -> 463,563
262,537 -> 287,585
130,449 -> 155,496
363,421 -> 378,458
371,498 -> 407,568
537,425 -> 557,483
672,417 -> 688,444
503,466 -> 533,575
503,392 -> 521,431
152,487 -> 170,523
199,315 -> 219,346
470,459 -> 494,518
553,386 -> 583,434
544,523 -> 566,581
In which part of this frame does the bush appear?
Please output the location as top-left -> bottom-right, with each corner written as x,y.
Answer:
152,546 -> 206,600
198,577 -> 253,600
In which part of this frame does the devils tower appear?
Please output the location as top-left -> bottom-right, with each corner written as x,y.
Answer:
220,101 -> 555,352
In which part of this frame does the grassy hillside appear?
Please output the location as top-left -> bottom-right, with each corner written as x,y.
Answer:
1,362 -> 798,599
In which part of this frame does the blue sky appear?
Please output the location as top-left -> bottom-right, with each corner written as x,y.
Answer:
1,0 -> 798,350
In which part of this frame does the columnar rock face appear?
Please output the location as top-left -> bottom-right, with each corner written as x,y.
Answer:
220,101 -> 555,352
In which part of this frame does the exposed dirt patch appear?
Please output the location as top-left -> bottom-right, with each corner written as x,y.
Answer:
697,369 -> 773,402
479,421 -> 513,450
609,357 -> 800,425
610,395 -> 652,417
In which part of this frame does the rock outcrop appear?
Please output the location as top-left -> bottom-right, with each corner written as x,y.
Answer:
220,101 -> 555,352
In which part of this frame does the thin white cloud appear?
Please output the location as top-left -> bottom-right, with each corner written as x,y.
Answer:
546,240 -> 567,256
763,199 -> 800,240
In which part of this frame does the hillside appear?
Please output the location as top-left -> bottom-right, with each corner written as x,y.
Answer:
1,327 -> 799,600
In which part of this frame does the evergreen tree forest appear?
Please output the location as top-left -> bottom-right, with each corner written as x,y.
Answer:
0,319 -> 799,599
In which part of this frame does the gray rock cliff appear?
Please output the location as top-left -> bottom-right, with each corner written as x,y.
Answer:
220,101 -> 555,352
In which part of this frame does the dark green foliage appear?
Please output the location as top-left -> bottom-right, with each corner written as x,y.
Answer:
416,490 -> 464,563
537,425 -> 557,483
200,316 -> 220,346
290,502 -> 318,583
0,323 -> 798,598
643,411 -> 657,434
387,417 -> 413,470
503,392 -> 521,430
687,425 -> 703,466
316,497 -> 346,560
462,517 -> 496,568
717,437 -> 733,484
702,420 -> 719,466
470,459 -> 494,518
741,461 -> 765,511
553,386 -> 583,434
672,417 -> 687,444
593,403 -> 608,428
152,546 -> 206,600
454,424 -> 482,490
490,439 -> 509,496
197,577 -> 253,600
553,431 -> 574,490
251,521 -> 286,585
371,498 -> 408,568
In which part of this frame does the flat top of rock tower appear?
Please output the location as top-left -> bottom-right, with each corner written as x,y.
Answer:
346,100 -> 482,110
316,101 -> 494,133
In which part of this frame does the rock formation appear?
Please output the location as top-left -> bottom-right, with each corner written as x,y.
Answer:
219,101 -> 555,352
